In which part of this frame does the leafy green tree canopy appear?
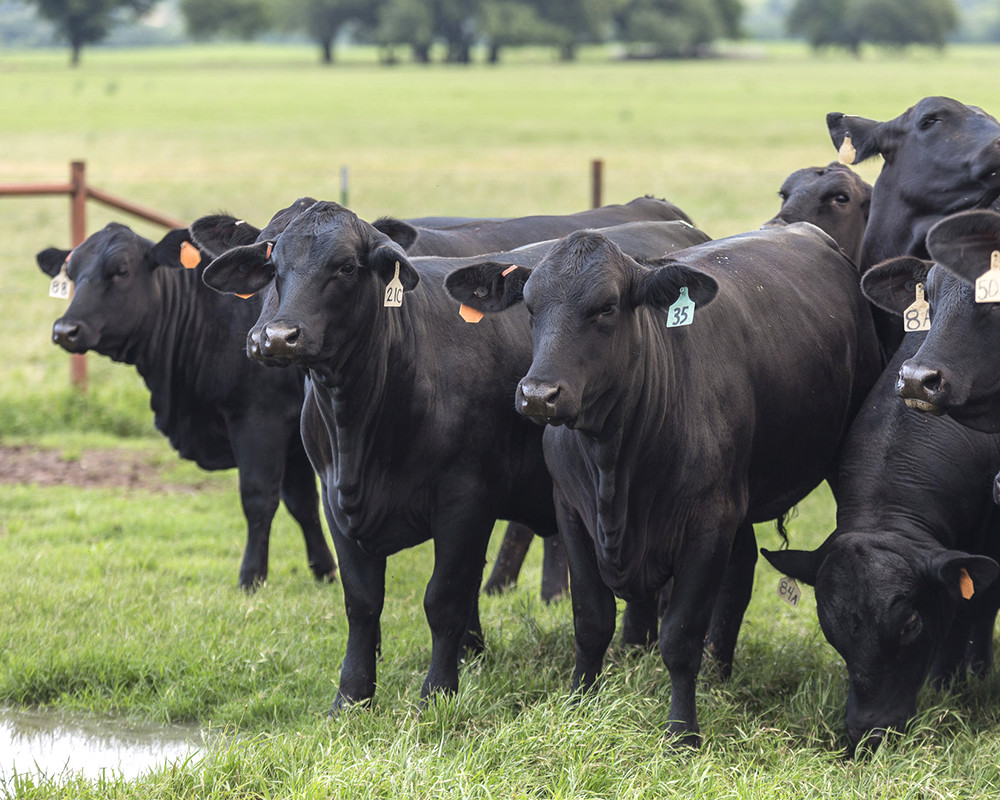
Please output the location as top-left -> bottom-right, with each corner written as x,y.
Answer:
788,0 -> 957,52
28,0 -> 154,65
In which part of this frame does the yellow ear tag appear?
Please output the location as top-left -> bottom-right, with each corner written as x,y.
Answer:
777,576 -> 801,608
903,282 -> 931,332
48,255 -> 74,300
459,304 -> 484,323
384,261 -> 404,308
975,251 -> 1000,303
180,241 -> 201,269
959,568 -> 974,600
839,133 -> 857,165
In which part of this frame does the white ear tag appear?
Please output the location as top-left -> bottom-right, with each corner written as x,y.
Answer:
777,576 -> 801,608
903,281 -> 931,332
48,261 -> 74,300
838,133 -> 857,165
665,286 -> 695,328
975,251 -> 1000,303
384,261 -> 404,308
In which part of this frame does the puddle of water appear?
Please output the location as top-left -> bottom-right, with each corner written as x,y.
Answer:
0,706 -> 205,786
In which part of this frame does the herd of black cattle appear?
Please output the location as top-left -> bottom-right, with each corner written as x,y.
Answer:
35,95 -> 1000,754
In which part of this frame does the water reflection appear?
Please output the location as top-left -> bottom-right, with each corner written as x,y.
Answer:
0,706 -> 204,785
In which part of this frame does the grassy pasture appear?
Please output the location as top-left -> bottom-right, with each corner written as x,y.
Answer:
3,42 -> 1000,797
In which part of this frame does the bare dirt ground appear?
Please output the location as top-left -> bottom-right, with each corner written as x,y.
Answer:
0,444 -> 216,493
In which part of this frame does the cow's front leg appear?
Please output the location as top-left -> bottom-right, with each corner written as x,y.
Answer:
703,520 -> 757,679
328,507 -> 385,712
659,519 -> 739,747
558,502 -> 616,693
420,506 -> 494,702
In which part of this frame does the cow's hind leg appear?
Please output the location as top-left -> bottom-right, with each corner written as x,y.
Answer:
482,521 -> 533,596
703,520 -> 757,680
281,435 -> 336,581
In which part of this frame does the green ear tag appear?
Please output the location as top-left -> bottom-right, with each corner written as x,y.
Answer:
665,286 -> 695,328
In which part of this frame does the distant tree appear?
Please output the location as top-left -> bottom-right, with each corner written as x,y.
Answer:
180,0 -> 272,41
618,0 -> 725,57
436,0 -> 480,63
788,0 -> 957,52
375,0 -> 434,62
537,0 -> 621,60
478,0 -> 561,62
26,0 -> 155,66
280,0 -> 379,64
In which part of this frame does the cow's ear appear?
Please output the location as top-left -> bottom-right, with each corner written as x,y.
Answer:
632,262 -> 718,313
444,262 -> 530,313
202,241 -> 275,296
37,247 -> 72,278
150,228 -> 203,270
861,256 -> 932,316
190,214 -> 261,259
827,113 -> 884,165
368,245 -> 419,291
372,217 -> 419,251
760,547 -> 822,587
926,209 -> 1000,286
926,550 -> 1000,601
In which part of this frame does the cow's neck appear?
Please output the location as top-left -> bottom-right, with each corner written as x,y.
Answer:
307,306 -> 422,538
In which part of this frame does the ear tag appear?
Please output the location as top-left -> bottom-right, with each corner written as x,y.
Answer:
975,251 -> 1000,303
959,568 -> 975,600
501,264 -> 518,277
236,292 -> 255,300
839,133 -> 857,165
903,282 -> 931,332
384,261 -> 404,308
459,304 -> 484,323
665,286 -> 695,328
179,241 -> 201,269
777,576 -> 801,608
48,260 -> 74,300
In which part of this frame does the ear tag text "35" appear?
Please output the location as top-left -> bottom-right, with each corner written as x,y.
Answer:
665,286 -> 695,328
384,261 -> 404,308
49,257 -> 74,300
976,251 -> 1000,303
903,282 -> 930,332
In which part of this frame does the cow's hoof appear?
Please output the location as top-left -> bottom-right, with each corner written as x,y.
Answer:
665,722 -> 701,750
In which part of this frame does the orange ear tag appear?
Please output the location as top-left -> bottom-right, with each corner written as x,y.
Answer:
180,241 -> 201,269
501,265 -> 518,277
959,568 -> 974,600
459,304 -> 484,323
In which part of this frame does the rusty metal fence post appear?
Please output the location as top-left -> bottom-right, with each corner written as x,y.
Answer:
69,161 -> 88,391
591,159 -> 603,209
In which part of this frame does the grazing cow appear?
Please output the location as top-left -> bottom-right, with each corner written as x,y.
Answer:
892,210 -> 1000,436
36,224 -> 335,590
197,200 -> 711,711
763,324 -> 1000,753
828,96 -> 1000,354
445,223 -> 881,746
763,162 -> 871,265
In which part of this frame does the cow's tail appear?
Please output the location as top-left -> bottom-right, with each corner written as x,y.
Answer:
775,507 -> 798,546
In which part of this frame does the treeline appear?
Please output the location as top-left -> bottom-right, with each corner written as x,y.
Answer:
180,0 -> 744,65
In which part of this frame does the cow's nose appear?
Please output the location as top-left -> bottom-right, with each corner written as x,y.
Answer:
517,378 -> 562,418
247,327 -> 263,359
260,323 -> 301,358
896,361 -> 949,413
52,319 -> 80,346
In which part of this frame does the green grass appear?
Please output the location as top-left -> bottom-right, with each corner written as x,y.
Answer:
4,41 -> 1000,798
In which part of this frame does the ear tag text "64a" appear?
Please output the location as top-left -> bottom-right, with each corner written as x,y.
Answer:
665,286 -> 695,328
903,282 -> 930,332
976,251 -> 1000,303
384,261 -> 404,308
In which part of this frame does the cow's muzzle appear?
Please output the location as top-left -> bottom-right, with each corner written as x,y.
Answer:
896,362 -> 951,415
257,322 -> 302,361
52,318 -> 87,353
516,378 -> 573,425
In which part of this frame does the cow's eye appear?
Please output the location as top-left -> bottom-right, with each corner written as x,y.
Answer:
919,115 -> 941,130
778,191 -> 788,202
900,611 -> 922,644
340,263 -> 356,276
599,303 -> 617,318
832,194 -> 850,205
114,266 -> 129,278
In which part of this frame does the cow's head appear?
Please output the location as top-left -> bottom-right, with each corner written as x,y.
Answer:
201,200 -> 417,369
445,230 -> 717,435
36,224 -> 201,362
865,210 -> 1000,433
828,97 -> 1000,267
763,535 -> 998,752
763,163 -> 871,266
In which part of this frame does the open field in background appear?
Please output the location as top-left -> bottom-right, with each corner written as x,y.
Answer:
3,42 -> 1000,797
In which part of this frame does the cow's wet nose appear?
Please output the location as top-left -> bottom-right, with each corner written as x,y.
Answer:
247,327 -> 263,359
896,361 -> 949,412
517,378 -> 562,418
260,323 -> 301,358
52,319 -> 80,347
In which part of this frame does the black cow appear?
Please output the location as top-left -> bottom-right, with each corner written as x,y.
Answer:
36,224 -> 335,590
198,200 -> 711,711
828,96 -> 1000,354
763,162 -> 871,265
763,325 -> 1000,752
446,223 -> 881,746
893,210 -> 1000,436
